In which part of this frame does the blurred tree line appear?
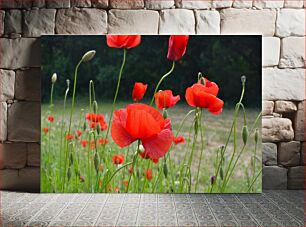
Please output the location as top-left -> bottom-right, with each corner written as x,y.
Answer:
41,35 -> 261,107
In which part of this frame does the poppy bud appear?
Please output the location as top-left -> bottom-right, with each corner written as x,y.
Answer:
220,166 -> 224,180
242,125 -> 249,145
93,101 -> 98,113
198,72 -> 202,80
82,50 -> 96,62
51,73 -> 57,84
167,35 -> 189,61
163,161 -> 168,178
67,167 -> 71,181
79,176 -> 85,182
211,176 -> 216,185
138,144 -> 145,153
241,75 -> 246,84
94,153 -> 99,173
162,109 -> 168,119
254,128 -> 259,143
96,124 -> 101,135
69,153 -> 74,165
199,76 -> 206,86
83,122 -> 87,131
66,79 -> 70,88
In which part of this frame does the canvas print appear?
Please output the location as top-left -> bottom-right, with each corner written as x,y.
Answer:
41,35 -> 262,193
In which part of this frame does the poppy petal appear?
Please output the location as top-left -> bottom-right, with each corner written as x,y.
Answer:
185,87 -> 196,107
111,109 -> 135,147
203,78 -> 219,96
208,97 -> 224,115
141,128 -> 173,160
126,104 -> 162,139
126,35 -> 141,49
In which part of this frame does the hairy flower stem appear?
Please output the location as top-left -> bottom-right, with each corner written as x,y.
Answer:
178,120 -> 195,190
126,140 -> 140,192
247,167 -> 262,192
63,59 -> 82,192
105,161 -> 133,188
251,129 -> 259,192
164,109 -> 195,192
150,61 -> 175,106
194,110 -> 204,192
219,79 -> 246,192
222,112 -> 262,191
59,82 -> 70,188
104,48 -> 126,142
180,109 -> 200,192
141,160 -> 151,192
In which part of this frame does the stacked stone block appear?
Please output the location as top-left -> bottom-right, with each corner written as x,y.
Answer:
0,0 -> 305,191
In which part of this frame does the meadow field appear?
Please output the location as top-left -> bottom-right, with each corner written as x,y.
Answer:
41,99 -> 261,193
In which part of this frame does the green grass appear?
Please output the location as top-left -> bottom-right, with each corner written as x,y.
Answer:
41,98 -> 262,193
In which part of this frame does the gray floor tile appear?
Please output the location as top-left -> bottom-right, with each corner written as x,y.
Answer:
0,190 -> 304,227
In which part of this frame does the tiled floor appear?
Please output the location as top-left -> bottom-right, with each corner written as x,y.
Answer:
1,190 -> 304,226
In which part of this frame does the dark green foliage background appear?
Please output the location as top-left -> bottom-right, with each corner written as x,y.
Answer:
41,35 -> 261,107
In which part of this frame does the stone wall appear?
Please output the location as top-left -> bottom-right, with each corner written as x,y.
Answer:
0,0 -> 305,192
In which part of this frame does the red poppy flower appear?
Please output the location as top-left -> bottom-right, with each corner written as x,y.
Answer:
99,121 -> 108,131
113,154 -> 125,165
145,169 -> 153,181
139,152 -> 159,163
123,180 -> 129,187
90,141 -> 96,150
86,113 -> 105,123
111,103 -> 173,160
128,166 -> 133,174
132,82 -> 147,101
106,35 -> 141,49
47,116 -> 54,122
99,179 -> 103,188
79,176 -> 85,182
185,78 -> 224,115
154,90 -> 180,109
86,113 -> 108,131
65,134 -> 74,140
43,127 -> 49,133
97,138 -> 108,145
81,140 -> 89,148
174,136 -> 185,145
114,186 -> 119,193
76,130 -> 82,137
167,35 -> 189,61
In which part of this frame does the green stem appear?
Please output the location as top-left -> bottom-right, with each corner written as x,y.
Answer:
105,48 -> 127,141
209,146 -> 225,193
150,61 -> 175,106
247,168 -> 262,192
166,109 -> 195,192
141,160 -> 151,192
220,80 -> 246,192
49,83 -> 54,110
222,112 -> 262,190
178,119 -> 195,189
126,140 -> 140,192
180,110 -> 199,192
152,164 -> 163,192
105,161 -> 133,187
60,84 -> 69,188
68,60 -> 82,136
194,110 -> 204,192
63,59 -> 82,191
87,133 -> 92,190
